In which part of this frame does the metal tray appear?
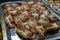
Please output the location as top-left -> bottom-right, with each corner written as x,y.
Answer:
0,1 -> 60,40
42,0 -> 60,17
0,4 -> 11,40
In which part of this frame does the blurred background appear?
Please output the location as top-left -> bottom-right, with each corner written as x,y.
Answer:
0,0 -> 28,3
0,0 -> 39,3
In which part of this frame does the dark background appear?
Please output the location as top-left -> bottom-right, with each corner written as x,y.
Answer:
0,0 -> 28,3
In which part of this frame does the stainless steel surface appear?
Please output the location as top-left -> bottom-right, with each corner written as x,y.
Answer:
0,5 -> 8,40
0,4 -> 11,40
0,1 -> 60,40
